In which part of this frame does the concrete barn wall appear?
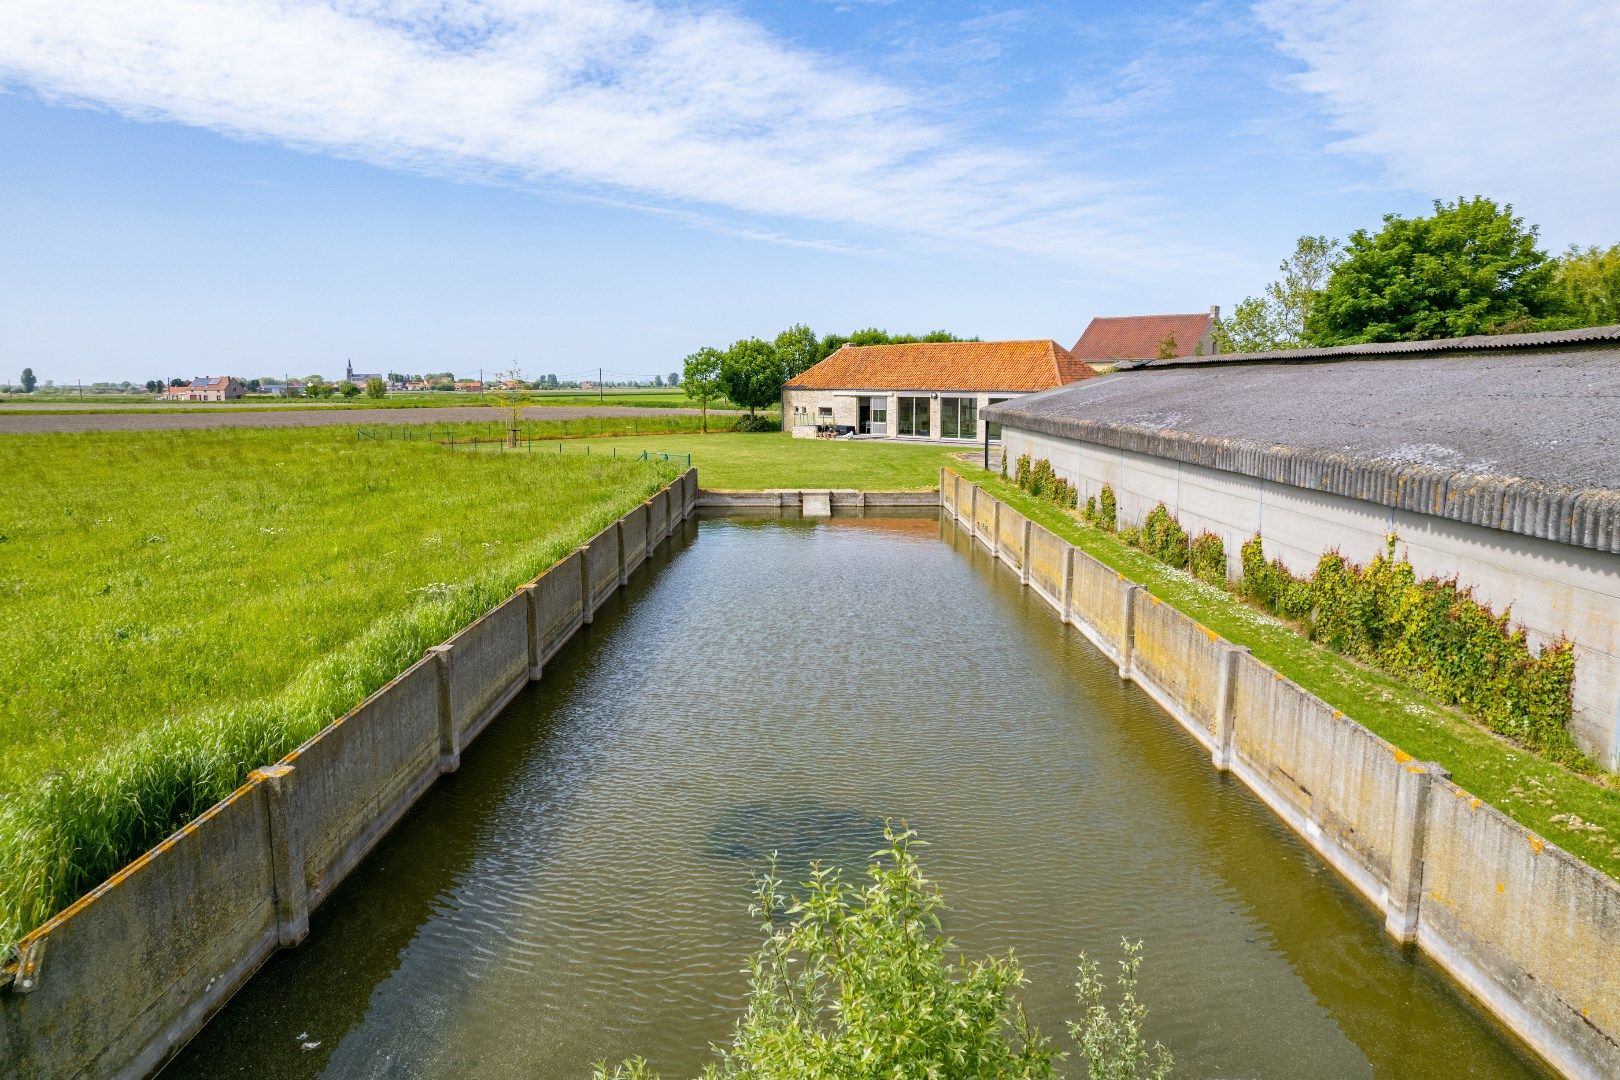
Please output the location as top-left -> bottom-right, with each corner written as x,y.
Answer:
1000,426 -> 1620,768
940,470 -> 1620,1080
0,469 -> 698,1080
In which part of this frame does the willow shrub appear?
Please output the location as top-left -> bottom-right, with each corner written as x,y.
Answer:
595,828 -> 1171,1080
1244,536 -> 1582,765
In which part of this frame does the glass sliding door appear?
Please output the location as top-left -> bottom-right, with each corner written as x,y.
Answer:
985,396 -> 1011,441
897,396 -> 930,437
940,396 -> 977,440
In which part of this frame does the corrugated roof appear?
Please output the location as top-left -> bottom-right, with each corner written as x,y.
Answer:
983,329 -> 1620,553
1135,322 -> 1620,368
1071,313 -> 1214,361
786,340 -> 1094,393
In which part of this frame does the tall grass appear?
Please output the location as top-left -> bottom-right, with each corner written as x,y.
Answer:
0,427 -> 677,951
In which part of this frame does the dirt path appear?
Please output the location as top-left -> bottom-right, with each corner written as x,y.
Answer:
0,404 -> 708,434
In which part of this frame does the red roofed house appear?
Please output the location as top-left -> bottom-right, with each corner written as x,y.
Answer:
783,340 -> 1094,442
160,376 -> 243,401
1071,308 -> 1221,370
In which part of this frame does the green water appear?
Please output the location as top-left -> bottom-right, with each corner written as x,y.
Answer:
168,513 -> 1547,1078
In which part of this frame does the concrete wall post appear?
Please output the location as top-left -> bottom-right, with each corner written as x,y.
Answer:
1385,761 -> 1449,944
940,467 -> 950,519
1211,645 -> 1249,772
577,543 -> 593,624
1059,545 -> 1075,622
1020,517 -> 1032,585
968,484 -> 979,541
615,520 -> 628,587
1118,582 -> 1141,680
426,645 -> 459,772
251,764 -> 309,947
520,583 -> 542,680
993,501 -> 1003,558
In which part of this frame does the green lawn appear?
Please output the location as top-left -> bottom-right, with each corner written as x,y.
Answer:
0,426 -> 680,947
962,468 -> 1620,881
571,432 -> 964,490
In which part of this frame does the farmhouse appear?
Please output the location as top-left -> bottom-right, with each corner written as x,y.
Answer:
783,339 -> 1093,442
160,376 -> 242,401
984,324 -> 1620,767
1071,309 -> 1220,369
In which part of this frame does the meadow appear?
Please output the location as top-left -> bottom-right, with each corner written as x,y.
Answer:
0,425 -> 680,948
564,432 -> 964,489
0,387 -> 738,414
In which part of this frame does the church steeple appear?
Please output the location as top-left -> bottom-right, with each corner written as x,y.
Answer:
346,359 -> 353,381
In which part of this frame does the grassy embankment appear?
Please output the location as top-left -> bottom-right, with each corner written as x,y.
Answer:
0,388 -> 740,414
962,468 -> 1620,881
0,426 -> 681,950
567,432 -> 963,490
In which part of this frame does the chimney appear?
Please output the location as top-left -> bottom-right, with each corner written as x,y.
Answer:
1209,305 -> 1221,322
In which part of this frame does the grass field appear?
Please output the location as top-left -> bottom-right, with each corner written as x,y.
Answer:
567,432 -> 964,489
964,468 -> 1620,881
0,426 -> 680,948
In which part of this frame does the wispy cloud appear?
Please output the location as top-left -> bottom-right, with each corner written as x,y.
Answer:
1254,0 -> 1620,242
0,0 -> 1161,262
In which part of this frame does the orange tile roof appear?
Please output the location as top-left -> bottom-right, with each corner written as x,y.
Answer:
1071,313 -> 1214,361
786,340 -> 1094,393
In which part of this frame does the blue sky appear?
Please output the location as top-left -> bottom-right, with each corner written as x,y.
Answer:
3,0 -> 1617,384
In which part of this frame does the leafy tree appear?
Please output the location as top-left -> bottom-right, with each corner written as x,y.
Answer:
682,346 -> 723,432
1214,235 -> 1344,353
1156,333 -> 1179,360
718,338 -> 784,420
338,380 -> 361,399
652,374 -> 664,387
596,828 -> 1170,1080
144,379 -> 163,393
169,378 -> 187,388
19,369 -> 35,394
245,379 -> 262,393
667,371 -> 679,387
774,322 -> 820,378
1546,244 -> 1620,328
305,381 -> 334,400
1309,198 -> 1555,344
364,377 -> 386,399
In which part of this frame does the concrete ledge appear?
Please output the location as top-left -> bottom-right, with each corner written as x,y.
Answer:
696,488 -> 940,510
943,469 -> 1620,1080
0,467 -> 698,1080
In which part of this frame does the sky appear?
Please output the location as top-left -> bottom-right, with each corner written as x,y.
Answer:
2,0 -> 1618,385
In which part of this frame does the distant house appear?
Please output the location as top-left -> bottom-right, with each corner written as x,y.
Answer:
455,380 -> 483,393
783,340 -> 1094,442
160,376 -> 243,402
1071,309 -> 1220,370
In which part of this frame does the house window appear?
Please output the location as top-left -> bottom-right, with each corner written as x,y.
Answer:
985,397 -> 1012,441
897,396 -> 930,437
939,397 -> 977,440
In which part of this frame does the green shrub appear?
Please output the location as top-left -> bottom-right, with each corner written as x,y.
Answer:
1188,532 -> 1226,587
1082,485 -> 1118,531
1013,456 -> 1078,511
596,827 -> 1171,1080
730,414 -> 781,433
1137,505 -> 1189,569
1241,535 -> 1583,764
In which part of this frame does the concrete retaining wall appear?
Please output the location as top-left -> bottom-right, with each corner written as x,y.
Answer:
999,425 -> 1620,769
940,468 -> 1620,1080
0,468 -> 698,1079
695,489 -> 940,510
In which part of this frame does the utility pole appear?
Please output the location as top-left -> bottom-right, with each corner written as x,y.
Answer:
599,367 -> 603,403
479,368 -> 484,401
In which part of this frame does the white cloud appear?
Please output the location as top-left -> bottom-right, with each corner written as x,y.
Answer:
1255,0 -> 1620,243
0,0 -> 1156,261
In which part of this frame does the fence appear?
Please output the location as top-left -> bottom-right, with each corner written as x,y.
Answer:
940,468 -> 1620,1080
0,470 -> 700,1079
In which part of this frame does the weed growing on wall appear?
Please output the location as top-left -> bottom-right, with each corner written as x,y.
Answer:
1188,533 -> 1227,587
1243,536 -> 1583,766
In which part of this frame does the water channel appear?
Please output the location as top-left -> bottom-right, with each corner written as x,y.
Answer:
169,512 -> 1547,1078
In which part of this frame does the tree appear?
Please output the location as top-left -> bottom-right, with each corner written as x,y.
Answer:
1214,235 -> 1344,353
667,371 -> 679,387
1156,333 -> 1180,360
365,377 -> 386,399
682,346 -> 723,432
144,379 -> 163,394
169,377 -> 187,388
773,322 -> 819,379
718,338 -> 784,421
338,380 -> 361,399
245,378 -> 262,393
1546,244 -> 1620,329
652,374 -> 664,387
1309,198 -> 1555,345
595,828 -> 1170,1080
19,368 -> 35,394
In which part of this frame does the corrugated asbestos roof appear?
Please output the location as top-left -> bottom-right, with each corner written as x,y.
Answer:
786,340 -> 1094,393
1071,313 -> 1215,360
983,326 -> 1620,553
